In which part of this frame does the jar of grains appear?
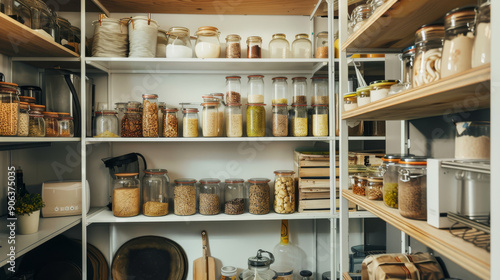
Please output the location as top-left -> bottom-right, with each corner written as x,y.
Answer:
213,93 -> 225,136
292,104 -> 308,137
58,114 -> 74,137
292,77 -> 307,105
0,82 -> 20,136
413,24 -> 444,87
369,80 -> 397,102
269,33 -> 290,58
247,75 -> 265,103
121,108 -> 142,137
166,26 -> 193,58
343,92 -> 357,111
158,102 -> 166,136
43,112 -> 59,137
142,94 -> 159,137
441,6 -> 476,78
353,174 -> 367,196
381,154 -> 403,208
95,110 -> 119,137
226,34 -> 241,58
226,76 -> 242,104
274,170 -> 295,214
247,36 -> 262,58
224,178 -> 245,215
112,173 -> 141,217
198,178 -> 222,215
225,103 -> 243,137
272,104 -> 288,137
202,102 -> 219,137
163,108 -> 178,137
291,33 -> 312,58
311,77 -> 329,105
312,105 -> 328,137
366,176 -> 383,200
183,108 -> 199,137
142,169 -> 169,216
173,178 -> 197,216
29,111 -> 45,137
272,77 -> 288,105
17,102 -> 29,136
247,178 -> 271,214
195,26 -> 221,58
246,103 -> 266,137
356,86 -> 371,106
398,156 -> 427,220
472,0 -> 490,67
315,31 -> 328,58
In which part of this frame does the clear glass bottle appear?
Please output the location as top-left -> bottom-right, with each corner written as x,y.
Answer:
272,104 -> 288,137
311,77 -> 328,105
247,178 -> 271,214
291,34 -> 312,58
272,219 -> 300,280
142,94 -> 159,137
315,31 -> 328,58
246,103 -> 266,137
95,110 -> 119,137
225,103 -> 242,137
292,104 -> 308,137
198,178 -> 222,215
272,77 -> 288,105
142,169 -> 169,216
121,108 -> 142,137
29,111 -> 45,137
166,26 -> 193,58
43,112 -> 59,137
366,176 -> 383,200
183,108 -> 199,137
226,34 -> 241,58
112,173 -> 141,217
381,154 -> 402,208
58,115 -> 74,137
292,77 -> 307,105
226,76 -> 242,104
0,82 -> 20,136
202,102 -> 219,137
163,108 -> 178,137
472,0 -> 490,67
173,178 -> 197,216
413,24 -> 444,87
247,36 -> 262,58
312,105 -> 328,137
17,102 -> 29,137
274,170 -> 295,213
269,33 -> 290,58
195,26 -> 221,58
398,156 -> 427,220
224,178 -> 245,215
247,75 -> 265,103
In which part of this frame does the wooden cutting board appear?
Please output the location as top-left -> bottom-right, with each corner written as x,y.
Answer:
193,230 -> 216,280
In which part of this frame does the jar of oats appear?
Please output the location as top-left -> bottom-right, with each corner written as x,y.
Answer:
142,169 -> 170,216
198,178 -> 222,215
273,170 -> 295,213
0,82 -> 20,136
142,94 -> 159,137
174,178 -> 197,216
183,108 -> 199,137
113,173 -> 141,217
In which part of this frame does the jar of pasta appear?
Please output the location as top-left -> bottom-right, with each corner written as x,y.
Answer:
142,94 -> 159,137
246,103 -> 266,137
273,170 -> 295,214
413,24 -> 444,87
183,108 -> 199,137
312,105 -> 328,137
292,104 -> 308,137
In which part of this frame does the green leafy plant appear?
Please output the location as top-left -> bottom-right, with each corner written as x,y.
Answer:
15,193 -> 45,216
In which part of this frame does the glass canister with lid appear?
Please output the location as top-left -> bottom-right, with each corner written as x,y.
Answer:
356,86 -> 371,106
202,102 -> 219,137
413,24 -> 444,87
224,178 -> 245,215
142,169 -> 169,216
389,46 -> 415,95
58,114 -> 74,137
292,33 -> 312,58
163,108 -> 178,137
381,154 -> 403,208
225,103 -> 243,137
455,121 -> 490,159
247,36 -> 262,58
247,103 -> 266,137
312,105 -> 328,137
272,104 -> 288,137
182,108 -> 199,137
95,110 -> 119,137
112,173 -> 141,217
29,105 -> 45,137
398,156 -> 427,220
198,178 -> 222,215
269,33 -> 290,58
353,174 -> 367,196
195,26 -> 221,58
472,0 -> 490,67
121,108 -> 142,137
43,112 -> 59,137
166,26 -> 193,58
292,77 -> 307,105
17,102 -> 29,137
292,104 -> 308,137
0,82 -> 20,136
274,170 -> 295,214
369,80 -> 398,102
142,94 -> 159,137
272,77 -> 288,105
241,250 -> 276,280
315,31 -> 328,58
343,92 -> 358,111
173,178 -> 197,216
247,178 -> 271,214
247,75 -> 265,103
352,4 -> 372,33
226,76 -> 242,104
366,176 -> 383,200
226,34 -> 241,58
311,77 -> 328,105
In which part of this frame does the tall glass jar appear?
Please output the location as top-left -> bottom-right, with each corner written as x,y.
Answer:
113,173 -> 141,217
115,102 -> 128,135
166,26 -> 193,58
441,6 -> 476,78
17,102 -> 29,137
269,33 -> 290,58
195,26 -> 221,58
29,112 -> 45,137
142,169 -> 169,216
413,24 -> 444,87
247,36 -> 262,58
292,77 -> 307,105
398,156 -> 427,220
272,77 -> 288,105
291,34 -> 312,58
315,31 -> 328,58
157,102 -> 166,136
198,178 -> 222,215
226,76 -> 242,104
273,170 -> 295,213
246,103 -> 266,137
213,93 -> 225,136
173,178 -> 197,216
121,108 -> 142,137
95,110 -> 119,137
202,102 -> 219,137
472,0 -> 490,67
11,0 -> 31,27
163,108 -> 178,137
43,112 -> 59,137
390,45 -> 415,94
247,75 -> 265,103
272,104 -> 288,137
226,34 -> 241,58
183,108 -> 199,137
311,77 -> 328,105
224,178 -> 245,215
142,94 -> 158,137
292,104 -> 308,137
380,154 -> 402,208
225,103 -> 242,137
247,178 -> 271,214
0,82 -> 20,136
58,115 -> 74,137
312,105 -> 328,137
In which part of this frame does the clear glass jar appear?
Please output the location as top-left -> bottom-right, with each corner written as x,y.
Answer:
142,169 -> 169,216
356,86 -> 371,106
242,250 -> 276,280
17,102 -> 29,136
312,105 -> 328,137
381,154 -> 402,208
115,102 -> 128,134
272,77 -> 288,105
455,121 -> 490,159
195,26 -> 221,58
142,94 -> 158,137
247,103 -> 266,137
273,170 -> 295,214
198,178 -> 222,215
11,0 -> 31,27
247,75 -> 265,103
226,76 -> 242,104
43,112 -> 59,137
292,77 -> 307,105
202,102 -> 219,137
213,93 -> 225,136
272,104 -> 288,137
224,178 -> 245,214
0,82 -> 20,136
472,1 -> 490,67
156,29 -> 168,58
166,26 -> 193,58
173,178 -> 197,216
163,108 -> 178,137
112,173 -> 141,217
291,34 -> 312,58
389,46 -> 415,95
398,156 -> 427,220
226,34 -> 241,58
247,36 -> 262,58
347,120 -> 363,136
29,113 -> 45,137
183,108 -> 199,137
221,266 -> 238,280
247,178 -> 271,214
58,115 -> 74,137
69,26 -> 81,54
225,103 -> 242,137
315,31 -> 328,58
352,4 -> 372,33
95,110 -> 119,137
57,16 -> 73,46
269,33 -> 290,58
366,176 -> 383,200
370,0 -> 386,11
353,175 -> 367,196
371,121 -> 385,136
292,104 -> 308,137
158,102 -> 166,136
413,24 -> 444,87
343,92 -> 358,111
369,80 -> 397,102
311,77 -> 328,105
121,108 -> 142,137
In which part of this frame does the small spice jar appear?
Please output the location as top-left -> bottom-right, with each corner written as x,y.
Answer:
269,33 -> 290,58
353,175 -> 368,196
472,0 -> 490,67
311,77 -> 329,105
369,80 -> 398,102
121,108 -> 142,137
292,104 -> 308,137
226,76 -> 242,104
398,156 -> 427,220
112,173 -> 141,217
247,36 -> 262,58
246,103 -> 266,137
29,109 -> 45,137
142,94 -> 159,137
315,31 -> 328,58
17,102 -> 29,137
226,34 -> 241,58
356,86 -> 371,106
381,154 -> 403,208
312,105 -> 328,137
343,92 -> 358,111
183,108 -> 199,137
163,108 -> 178,137
272,104 -> 288,137
173,178 -> 197,216
95,110 -> 119,137
225,103 -> 243,137
272,77 -> 288,105
292,34 -> 312,58
413,24 -> 444,87
366,176 -> 383,200
198,178 -> 222,215
202,102 -> 219,137
247,178 -> 271,215
142,169 -> 169,216
0,82 -> 20,136
58,114 -> 74,137
247,75 -> 265,103
292,77 -> 307,105
43,112 -> 59,137
195,26 -> 221,58
166,26 -> 193,58
273,170 -> 295,214
224,178 -> 245,215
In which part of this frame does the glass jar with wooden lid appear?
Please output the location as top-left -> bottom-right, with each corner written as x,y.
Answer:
195,26 -> 221,58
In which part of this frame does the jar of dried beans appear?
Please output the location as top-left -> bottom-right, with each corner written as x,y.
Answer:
225,103 -> 242,137
247,36 -> 262,58
272,104 -> 288,137
398,156 -> 427,220
292,104 -> 308,137
413,24 -> 444,87
312,105 -> 328,137
224,178 -> 245,215
198,178 -> 222,215
163,108 -> 178,137
112,173 -> 141,217
292,77 -> 307,105
272,77 -> 288,105
183,108 -> 199,137
0,82 -> 20,136
174,178 -> 197,216
226,34 -> 241,58
142,169 -> 169,216
202,102 -> 219,137
247,178 -> 271,214
246,103 -> 266,137
269,33 -> 290,58
17,102 -> 29,137
274,170 -> 295,214
366,176 -> 383,200
44,112 -> 59,137
226,76 -> 242,104
121,108 -> 142,137
95,110 -> 119,137
292,34 -> 312,58
142,94 -> 159,137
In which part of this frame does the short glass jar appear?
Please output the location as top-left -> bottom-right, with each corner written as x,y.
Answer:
315,31 -> 328,58
225,103 -> 243,137
0,82 -> 20,136
398,156 -> 427,220
389,46 -> 415,95
274,170 -> 295,214
166,26 -> 193,58
272,104 -> 288,137
163,108 -> 178,137
292,77 -> 307,105
246,103 -> 266,137
183,108 -> 199,137
142,94 -> 159,137
58,114 -> 74,137
311,77 -> 328,105
343,92 -> 358,111
195,26 -> 221,58
198,178 -> 222,215
121,108 -> 142,137
112,173 -> 141,217
472,0 -> 491,67
272,77 -> 288,105
95,110 -> 119,137
312,105 -> 328,137
353,174 -> 368,196
17,102 -> 29,137
369,80 -> 398,102
226,76 -> 242,104
226,34 -> 241,58
247,36 -> 262,58
380,154 -> 403,208
269,33 -> 290,58
224,178 -> 245,214
44,112 -> 59,137
202,102 -> 219,137
455,121 -> 490,159
247,75 -> 265,103
413,24 -> 444,87
142,169 -> 169,216
292,34 -> 312,58
29,112 -> 45,137
173,178 -> 197,216
356,86 -> 371,106
292,104 -> 308,137
247,178 -> 271,214
366,176 -> 383,200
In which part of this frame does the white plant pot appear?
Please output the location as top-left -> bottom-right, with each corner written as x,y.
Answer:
17,210 -> 40,235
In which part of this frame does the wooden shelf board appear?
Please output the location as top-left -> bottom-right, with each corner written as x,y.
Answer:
342,190 -> 490,280
342,272 -> 352,280
341,0 -> 476,51
342,64 -> 490,121
0,13 -> 79,57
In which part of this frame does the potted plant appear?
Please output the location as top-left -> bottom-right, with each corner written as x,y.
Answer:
15,193 -> 45,235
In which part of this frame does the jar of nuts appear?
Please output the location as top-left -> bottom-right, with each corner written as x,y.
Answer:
366,176 -> 383,200
174,178 -> 197,216
0,82 -> 20,136
142,94 -> 159,137
43,112 -> 59,137
163,108 -> 178,137
198,178 -> 222,215
224,178 -> 245,215
112,173 -> 141,217
142,169 -> 169,216
17,102 -> 29,137
121,108 -> 142,137
273,170 -> 296,214
247,178 -> 271,215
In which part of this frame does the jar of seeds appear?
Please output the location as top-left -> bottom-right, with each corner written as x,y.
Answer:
198,178 -> 222,215
247,178 -> 271,215
173,178 -> 197,216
